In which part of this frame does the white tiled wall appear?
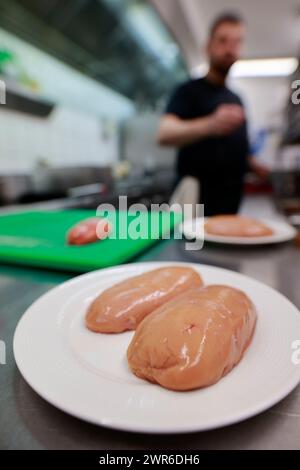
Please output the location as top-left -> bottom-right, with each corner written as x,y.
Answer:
0,106 -> 119,173
0,27 -> 135,174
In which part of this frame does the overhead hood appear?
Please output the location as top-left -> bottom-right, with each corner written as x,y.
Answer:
0,0 -> 187,105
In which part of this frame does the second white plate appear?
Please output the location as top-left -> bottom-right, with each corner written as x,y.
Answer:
180,217 -> 297,245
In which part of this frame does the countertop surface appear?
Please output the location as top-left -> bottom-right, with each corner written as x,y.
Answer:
1,195 -> 300,450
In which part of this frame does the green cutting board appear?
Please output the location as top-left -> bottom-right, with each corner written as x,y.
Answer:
0,209 -> 181,272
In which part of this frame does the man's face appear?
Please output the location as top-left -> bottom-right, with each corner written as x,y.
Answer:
207,22 -> 245,75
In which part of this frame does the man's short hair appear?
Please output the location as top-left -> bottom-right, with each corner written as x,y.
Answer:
209,12 -> 244,38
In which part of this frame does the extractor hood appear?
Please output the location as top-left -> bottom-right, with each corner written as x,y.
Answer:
0,0 -> 187,105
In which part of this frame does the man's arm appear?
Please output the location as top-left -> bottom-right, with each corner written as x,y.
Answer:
157,105 -> 245,148
157,114 -> 214,147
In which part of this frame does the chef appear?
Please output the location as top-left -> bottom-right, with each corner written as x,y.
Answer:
158,12 -> 269,216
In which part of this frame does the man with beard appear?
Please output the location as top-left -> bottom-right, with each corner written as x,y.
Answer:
158,13 -> 268,216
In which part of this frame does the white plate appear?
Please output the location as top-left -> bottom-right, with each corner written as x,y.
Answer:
180,218 -> 297,245
13,262 -> 300,434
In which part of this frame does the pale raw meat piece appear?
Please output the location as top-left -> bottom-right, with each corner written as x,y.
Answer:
205,215 -> 273,237
86,267 -> 203,333
67,218 -> 110,245
127,285 -> 257,391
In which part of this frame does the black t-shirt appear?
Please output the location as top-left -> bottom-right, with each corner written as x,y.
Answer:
166,77 -> 250,181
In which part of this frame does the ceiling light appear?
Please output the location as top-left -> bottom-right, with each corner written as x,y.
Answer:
191,58 -> 298,79
231,58 -> 298,78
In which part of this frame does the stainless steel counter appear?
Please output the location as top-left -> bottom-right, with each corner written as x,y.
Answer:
1,196 -> 300,449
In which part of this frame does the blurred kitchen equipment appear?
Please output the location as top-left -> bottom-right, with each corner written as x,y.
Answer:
0,173 -> 32,205
112,161 -> 131,180
121,112 -> 176,178
32,165 -> 113,194
24,165 -> 113,203
272,146 -> 300,219
169,176 -> 200,219
273,62 -> 300,221
0,166 -> 114,206
67,183 -> 106,198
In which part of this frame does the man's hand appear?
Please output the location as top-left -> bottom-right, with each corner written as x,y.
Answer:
208,104 -> 245,136
248,158 -> 271,181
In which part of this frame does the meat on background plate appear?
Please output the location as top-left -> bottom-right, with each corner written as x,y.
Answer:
205,215 -> 273,237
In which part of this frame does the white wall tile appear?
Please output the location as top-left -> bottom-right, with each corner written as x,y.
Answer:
0,104 -> 119,173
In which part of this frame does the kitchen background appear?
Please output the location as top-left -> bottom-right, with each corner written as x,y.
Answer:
0,0 -> 299,209
2,0 -> 300,452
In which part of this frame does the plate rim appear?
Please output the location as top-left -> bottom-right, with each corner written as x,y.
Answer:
13,261 -> 300,434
